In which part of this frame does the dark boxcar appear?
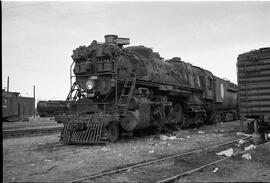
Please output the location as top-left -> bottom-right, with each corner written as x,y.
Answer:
2,89 -> 35,121
19,97 -> 35,119
237,47 -> 270,132
2,90 -> 20,121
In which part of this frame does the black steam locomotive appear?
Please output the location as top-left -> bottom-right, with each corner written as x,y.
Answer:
55,35 -> 238,144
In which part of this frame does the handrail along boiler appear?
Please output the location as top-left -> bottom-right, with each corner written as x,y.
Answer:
55,35 -> 238,144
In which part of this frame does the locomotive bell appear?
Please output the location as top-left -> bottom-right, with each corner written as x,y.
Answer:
96,45 -> 103,57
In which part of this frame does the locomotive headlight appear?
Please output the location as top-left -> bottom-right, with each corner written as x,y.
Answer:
86,79 -> 94,90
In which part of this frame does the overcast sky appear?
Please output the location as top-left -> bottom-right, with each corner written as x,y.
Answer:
2,1 -> 270,101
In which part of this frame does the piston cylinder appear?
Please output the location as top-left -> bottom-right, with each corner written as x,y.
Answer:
120,100 -> 151,131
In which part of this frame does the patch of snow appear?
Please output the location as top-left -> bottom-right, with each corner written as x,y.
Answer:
100,147 -> 109,152
244,144 -> 256,151
212,167 -> 219,172
242,153 -> 252,160
216,148 -> 234,157
148,150 -> 154,153
236,132 -> 252,137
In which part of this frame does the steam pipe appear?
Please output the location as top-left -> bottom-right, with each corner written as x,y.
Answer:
70,61 -> 75,88
114,59 -> 121,105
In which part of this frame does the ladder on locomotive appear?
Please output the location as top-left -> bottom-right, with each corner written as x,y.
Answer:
118,72 -> 136,114
66,82 -> 83,102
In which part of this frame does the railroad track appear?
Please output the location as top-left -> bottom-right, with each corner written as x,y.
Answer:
31,142 -> 65,150
158,140 -> 270,183
3,126 -> 62,138
64,136 -> 268,183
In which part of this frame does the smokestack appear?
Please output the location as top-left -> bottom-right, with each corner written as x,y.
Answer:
104,34 -> 118,44
7,76 -> 9,92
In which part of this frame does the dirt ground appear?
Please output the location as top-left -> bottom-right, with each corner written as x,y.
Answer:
3,120 -> 269,182
176,144 -> 270,182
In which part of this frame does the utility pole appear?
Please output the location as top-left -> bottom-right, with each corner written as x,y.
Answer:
33,85 -> 36,117
7,76 -> 9,92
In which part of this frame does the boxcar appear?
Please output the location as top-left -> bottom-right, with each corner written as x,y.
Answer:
2,90 -> 35,121
237,47 -> 270,132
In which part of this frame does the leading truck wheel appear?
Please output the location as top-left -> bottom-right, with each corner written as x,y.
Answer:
247,121 -> 254,133
107,123 -> 119,142
153,112 -> 164,134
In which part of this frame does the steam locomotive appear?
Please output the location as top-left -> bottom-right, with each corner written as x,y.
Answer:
55,35 -> 238,144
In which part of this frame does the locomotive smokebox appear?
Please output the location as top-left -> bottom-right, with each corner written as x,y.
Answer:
105,34 -> 118,44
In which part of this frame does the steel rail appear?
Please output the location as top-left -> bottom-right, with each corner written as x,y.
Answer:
64,136 -> 251,183
31,143 -> 65,151
3,126 -> 62,138
157,140 -> 270,183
